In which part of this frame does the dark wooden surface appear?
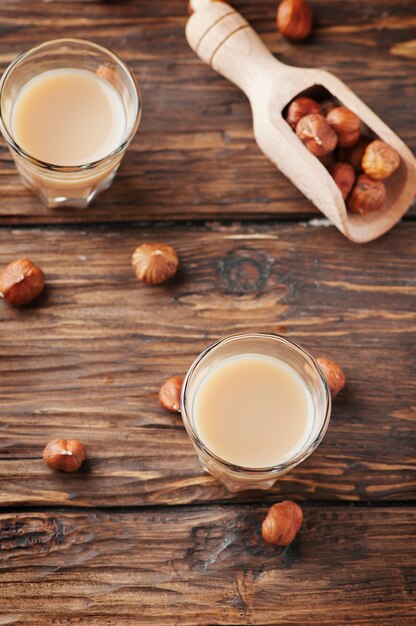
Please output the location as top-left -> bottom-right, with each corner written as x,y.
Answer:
0,0 -> 415,224
0,222 -> 415,506
1,506 -> 415,625
0,1 -> 415,624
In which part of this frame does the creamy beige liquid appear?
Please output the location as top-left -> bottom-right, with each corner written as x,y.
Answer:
194,354 -> 313,468
11,68 -> 126,166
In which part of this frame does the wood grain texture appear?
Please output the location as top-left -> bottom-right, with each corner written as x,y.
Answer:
0,221 -> 414,506
1,3 -> 414,621
186,1 -> 416,244
0,0 -> 415,224
0,506 -> 415,625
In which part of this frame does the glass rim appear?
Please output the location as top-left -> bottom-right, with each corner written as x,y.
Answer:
0,38 -> 142,172
181,332 -> 332,475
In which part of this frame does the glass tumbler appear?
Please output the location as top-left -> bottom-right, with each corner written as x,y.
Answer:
0,39 -> 141,209
181,333 -> 331,492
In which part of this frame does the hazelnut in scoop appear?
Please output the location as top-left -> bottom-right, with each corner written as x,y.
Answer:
339,136 -> 372,172
286,97 -> 322,129
326,106 -> 361,148
348,175 -> 386,214
328,162 -> 355,200
361,140 -> 400,180
296,114 -> 338,157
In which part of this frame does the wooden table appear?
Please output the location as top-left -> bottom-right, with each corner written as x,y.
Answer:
0,1 -> 415,624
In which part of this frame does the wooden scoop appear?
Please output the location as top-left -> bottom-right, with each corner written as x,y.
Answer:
186,1 -> 416,243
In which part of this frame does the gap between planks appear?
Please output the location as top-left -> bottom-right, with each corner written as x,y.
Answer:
0,213 -> 415,233
1,500 -> 415,515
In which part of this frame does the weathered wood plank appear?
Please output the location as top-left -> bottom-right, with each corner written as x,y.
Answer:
0,506 -> 415,624
0,221 -> 414,505
0,0 -> 414,223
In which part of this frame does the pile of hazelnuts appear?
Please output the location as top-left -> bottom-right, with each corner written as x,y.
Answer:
285,97 -> 401,214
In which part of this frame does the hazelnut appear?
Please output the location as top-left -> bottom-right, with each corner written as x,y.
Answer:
340,136 -> 372,171
326,106 -> 360,135
159,376 -> 184,413
286,97 -> 322,130
277,0 -> 313,41
262,501 -> 303,546
337,129 -> 361,149
347,174 -> 386,214
328,162 -> 355,200
0,258 -> 45,306
316,356 -> 346,399
326,106 -> 361,148
361,140 -> 400,180
132,243 -> 178,285
296,114 -> 338,157
43,438 -> 87,472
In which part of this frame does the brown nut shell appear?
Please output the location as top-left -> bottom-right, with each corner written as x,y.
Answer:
361,140 -> 400,180
339,136 -> 372,172
316,356 -> 346,399
347,175 -> 386,214
286,97 -> 322,129
43,438 -> 87,472
0,258 -> 45,306
328,162 -> 355,200
337,129 -> 361,149
132,243 -> 179,285
326,106 -> 361,136
327,107 -> 361,149
296,114 -> 338,157
159,376 -> 184,413
262,501 -> 303,546
277,0 -> 313,41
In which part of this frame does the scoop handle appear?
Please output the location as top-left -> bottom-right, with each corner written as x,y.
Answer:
186,1 -> 287,98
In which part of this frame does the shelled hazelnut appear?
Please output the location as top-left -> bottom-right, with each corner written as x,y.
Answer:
328,162 -> 355,200
296,114 -> 338,157
361,140 -> 400,180
347,174 -> 386,214
132,243 -> 179,285
43,438 -> 87,472
0,258 -> 45,306
326,106 -> 361,148
316,356 -> 346,399
277,0 -> 313,41
159,376 -> 184,413
262,501 -> 303,546
286,97 -> 322,129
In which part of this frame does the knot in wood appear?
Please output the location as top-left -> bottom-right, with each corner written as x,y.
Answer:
217,248 -> 270,295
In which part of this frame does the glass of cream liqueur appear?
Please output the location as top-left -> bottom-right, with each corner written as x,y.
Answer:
0,39 -> 141,208
182,333 -> 331,491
